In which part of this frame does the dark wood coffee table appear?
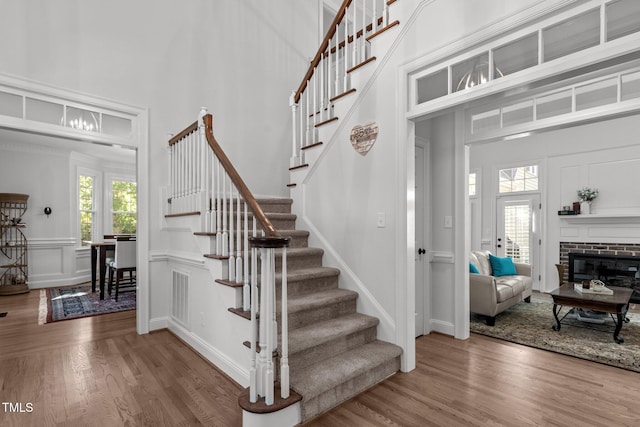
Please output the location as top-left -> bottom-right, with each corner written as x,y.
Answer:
549,284 -> 632,344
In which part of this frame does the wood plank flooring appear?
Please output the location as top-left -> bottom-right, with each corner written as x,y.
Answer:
2,289 -> 640,426
0,290 -> 242,427
306,332 -> 640,426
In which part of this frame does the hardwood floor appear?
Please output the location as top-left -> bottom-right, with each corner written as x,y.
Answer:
2,290 -> 640,426
0,290 -> 242,427
306,333 -> 640,426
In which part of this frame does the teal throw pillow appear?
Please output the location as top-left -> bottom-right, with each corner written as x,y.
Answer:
489,254 -> 517,276
469,262 -> 480,274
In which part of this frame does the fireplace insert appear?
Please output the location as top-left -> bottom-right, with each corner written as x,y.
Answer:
568,253 -> 640,303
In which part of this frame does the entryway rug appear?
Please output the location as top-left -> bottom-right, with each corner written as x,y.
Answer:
470,292 -> 640,373
39,283 -> 135,324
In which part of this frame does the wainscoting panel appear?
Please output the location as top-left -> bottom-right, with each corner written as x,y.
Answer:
171,270 -> 190,329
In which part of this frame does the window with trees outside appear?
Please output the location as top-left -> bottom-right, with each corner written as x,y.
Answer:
111,180 -> 137,234
79,175 -> 95,246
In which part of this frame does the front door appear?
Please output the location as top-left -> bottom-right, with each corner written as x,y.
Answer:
496,195 -> 540,289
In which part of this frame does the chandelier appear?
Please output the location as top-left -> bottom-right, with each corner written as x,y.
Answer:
456,59 -> 504,92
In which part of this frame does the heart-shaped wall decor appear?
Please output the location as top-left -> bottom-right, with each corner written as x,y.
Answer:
350,122 -> 379,156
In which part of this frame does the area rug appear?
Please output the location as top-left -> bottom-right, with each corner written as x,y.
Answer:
470,292 -> 640,373
39,283 -> 136,323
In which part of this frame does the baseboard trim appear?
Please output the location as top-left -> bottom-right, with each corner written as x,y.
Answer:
429,319 -> 454,336
168,318 -> 249,387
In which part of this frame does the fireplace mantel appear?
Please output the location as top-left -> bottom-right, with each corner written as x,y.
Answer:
560,213 -> 640,223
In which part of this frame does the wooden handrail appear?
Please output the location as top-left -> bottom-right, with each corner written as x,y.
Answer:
168,120 -> 198,146
293,0 -> 353,104
201,114 -> 279,237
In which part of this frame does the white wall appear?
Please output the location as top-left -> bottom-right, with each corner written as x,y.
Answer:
0,0 -> 318,321
471,114 -> 640,292
293,0 -> 551,357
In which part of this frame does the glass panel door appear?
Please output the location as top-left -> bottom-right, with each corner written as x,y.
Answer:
497,195 -> 540,288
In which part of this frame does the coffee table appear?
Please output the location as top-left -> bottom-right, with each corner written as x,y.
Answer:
549,284 -> 632,344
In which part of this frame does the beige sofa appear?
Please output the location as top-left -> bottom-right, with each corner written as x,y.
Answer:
470,250 -> 532,326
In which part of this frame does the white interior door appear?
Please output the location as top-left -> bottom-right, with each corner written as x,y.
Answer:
496,195 -> 540,289
415,142 -> 429,337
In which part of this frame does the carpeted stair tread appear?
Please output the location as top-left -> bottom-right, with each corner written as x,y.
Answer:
290,340 -> 402,404
286,288 -> 357,314
288,313 -> 378,354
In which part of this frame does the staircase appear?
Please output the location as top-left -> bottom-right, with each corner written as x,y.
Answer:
229,197 -> 402,421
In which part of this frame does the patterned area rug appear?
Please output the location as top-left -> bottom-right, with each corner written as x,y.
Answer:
39,283 -> 135,323
470,292 -> 640,373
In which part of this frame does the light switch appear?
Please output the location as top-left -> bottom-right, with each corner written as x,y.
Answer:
377,212 -> 386,228
444,215 -> 453,228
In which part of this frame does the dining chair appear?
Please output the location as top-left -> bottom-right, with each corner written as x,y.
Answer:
107,236 -> 137,301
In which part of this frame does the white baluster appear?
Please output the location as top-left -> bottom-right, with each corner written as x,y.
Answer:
257,246 -> 267,398
243,201 -> 250,312
264,247 -> 274,406
223,174 -> 229,257
312,69 -> 317,128
372,0 -> 377,34
188,133 -> 193,211
215,158 -> 222,255
334,28 -> 340,96
344,10 -> 350,90
299,90 -> 304,155
280,246 -> 289,399
289,91 -> 298,167
249,244 -> 258,403
384,0 -> 389,26
362,0 -> 366,64
170,141 -> 175,213
319,54 -> 325,122
305,81 -> 311,147
327,44 -> 332,104
228,184 -> 236,282
352,3 -> 357,67
236,196 -> 242,282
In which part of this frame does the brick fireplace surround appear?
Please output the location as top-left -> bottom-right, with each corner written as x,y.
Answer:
559,241 -> 640,284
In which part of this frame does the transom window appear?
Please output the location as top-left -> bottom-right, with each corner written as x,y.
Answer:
413,0 -> 640,106
499,165 -> 538,193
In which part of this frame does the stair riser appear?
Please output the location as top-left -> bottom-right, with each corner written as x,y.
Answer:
285,234 -> 308,248
300,356 -> 401,421
257,201 -> 293,214
288,298 -> 356,331
276,253 -> 323,271
214,216 -> 296,232
289,326 -> 378,372
210,231 -> 307,253
276,274 -> 339,298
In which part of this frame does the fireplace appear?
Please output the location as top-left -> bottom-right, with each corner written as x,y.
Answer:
568,252 -> 640,303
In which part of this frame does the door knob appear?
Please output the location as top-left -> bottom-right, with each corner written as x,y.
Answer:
418,248 -> 426,255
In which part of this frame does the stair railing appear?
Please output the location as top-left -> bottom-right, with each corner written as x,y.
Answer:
289,0 -> 392,167
168,108 -> 291,406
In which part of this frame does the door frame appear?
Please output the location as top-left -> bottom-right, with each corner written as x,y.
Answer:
415,137 -> 431,337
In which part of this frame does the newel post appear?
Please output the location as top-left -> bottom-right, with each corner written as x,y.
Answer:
289,91 -> 299,168
248,235 -> 291,404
